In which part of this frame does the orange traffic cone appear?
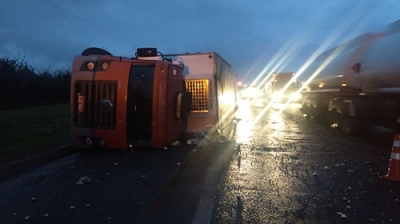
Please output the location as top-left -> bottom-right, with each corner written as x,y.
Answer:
382,134 -> 400,182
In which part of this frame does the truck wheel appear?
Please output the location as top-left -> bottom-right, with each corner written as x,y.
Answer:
341,113 -> 357,135
308,106 -> 322,122
328,109 -> 341,129
302,105 -> 313,120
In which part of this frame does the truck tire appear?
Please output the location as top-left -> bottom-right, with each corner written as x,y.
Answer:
340,112 -> 358,135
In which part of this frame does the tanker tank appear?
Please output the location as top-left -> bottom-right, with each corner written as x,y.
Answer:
300,19 -> 400,134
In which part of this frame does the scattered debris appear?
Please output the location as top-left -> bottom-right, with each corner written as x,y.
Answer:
76,176 -> 91,186
198,140 -> 210,147
187,138 -> 201,145
337,212 -> 347,218
184,130 -> 231,147
171,141 -> 181,146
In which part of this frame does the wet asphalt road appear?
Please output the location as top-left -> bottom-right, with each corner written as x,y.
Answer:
1,102 -> 400,224
212,102 -> 400,224
0,142 -> 234,223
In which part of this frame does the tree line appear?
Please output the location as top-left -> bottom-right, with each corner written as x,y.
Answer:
0,57 -> 70,110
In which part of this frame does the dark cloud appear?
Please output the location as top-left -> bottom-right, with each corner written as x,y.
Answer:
1,0 -> 400,78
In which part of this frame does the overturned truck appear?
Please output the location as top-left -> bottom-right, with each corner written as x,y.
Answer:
70,48 -> 238,150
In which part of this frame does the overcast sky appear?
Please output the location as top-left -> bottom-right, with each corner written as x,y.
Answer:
1,0 -> 400,81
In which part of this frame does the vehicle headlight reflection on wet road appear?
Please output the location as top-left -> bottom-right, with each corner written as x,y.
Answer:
236,99 -> 255,144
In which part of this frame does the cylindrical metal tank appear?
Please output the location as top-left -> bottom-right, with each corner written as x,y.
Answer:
360,22 -> 400,92
303,33 -> 383,91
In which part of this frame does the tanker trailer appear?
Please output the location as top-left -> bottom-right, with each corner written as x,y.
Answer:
300,19 -> 400,134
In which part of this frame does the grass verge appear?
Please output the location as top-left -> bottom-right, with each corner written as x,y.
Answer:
0,103 -> 70,166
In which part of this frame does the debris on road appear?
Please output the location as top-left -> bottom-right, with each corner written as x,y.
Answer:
171,141 -> 181,146
337,212 -> 347,219
75,176 -> 91,186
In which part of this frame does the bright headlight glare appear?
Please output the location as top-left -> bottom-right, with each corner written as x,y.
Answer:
272,92 -> 284,100
290,93 -> 301,101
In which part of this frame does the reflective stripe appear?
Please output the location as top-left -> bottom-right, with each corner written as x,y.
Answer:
393,140 -> 400,148
391,152 -> 400,160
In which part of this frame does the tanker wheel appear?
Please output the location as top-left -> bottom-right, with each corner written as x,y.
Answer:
307,106 -> 316,120
303,105 -> 314,121
340,113 -> 357,135
328,109 -> 341,129
308,106 -> 322,122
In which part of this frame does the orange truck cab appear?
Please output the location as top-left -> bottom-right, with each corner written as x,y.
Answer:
70,47 -> 190,150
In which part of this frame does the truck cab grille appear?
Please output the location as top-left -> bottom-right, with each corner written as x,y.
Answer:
73,80 -> 117,129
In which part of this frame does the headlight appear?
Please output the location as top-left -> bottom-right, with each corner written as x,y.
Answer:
101,62 -> 109,70
85,137 -> 93,145
99,139 -> 107,146
86,62 -> 95,71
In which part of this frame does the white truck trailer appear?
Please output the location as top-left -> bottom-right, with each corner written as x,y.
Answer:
165,52 -> 238,139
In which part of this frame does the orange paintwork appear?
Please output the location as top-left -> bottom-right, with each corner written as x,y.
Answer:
92,60 -> 130,150
70,54 -> 185,150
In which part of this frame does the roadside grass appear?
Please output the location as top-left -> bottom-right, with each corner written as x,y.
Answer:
0,103 -> 70,166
